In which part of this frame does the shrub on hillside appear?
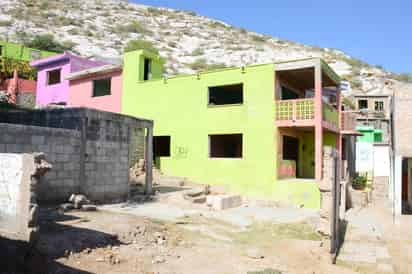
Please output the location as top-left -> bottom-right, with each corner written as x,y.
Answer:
25,34 -> 74,53
116,21 -> 150,35
393,73 -> 412,83
124,39 -> 159,55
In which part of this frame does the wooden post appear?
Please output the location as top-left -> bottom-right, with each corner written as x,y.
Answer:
144,126 -> 153,195
315,61 -> 323,181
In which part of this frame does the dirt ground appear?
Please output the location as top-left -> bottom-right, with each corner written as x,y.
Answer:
2,178 -> 370,274
14,203 -> 357,274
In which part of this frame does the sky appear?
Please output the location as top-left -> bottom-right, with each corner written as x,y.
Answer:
132,0 -> 412,74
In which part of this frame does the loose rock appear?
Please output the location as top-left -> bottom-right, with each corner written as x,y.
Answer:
246,248 -> 264,259
81,204 -> 97,211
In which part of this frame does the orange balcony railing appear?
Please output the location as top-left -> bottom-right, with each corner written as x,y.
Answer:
275,98 -> 315,121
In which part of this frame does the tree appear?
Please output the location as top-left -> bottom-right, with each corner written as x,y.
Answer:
25,34 -> 74,53
123,39 -> 159,54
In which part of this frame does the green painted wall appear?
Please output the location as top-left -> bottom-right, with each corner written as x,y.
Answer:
356,126 -> 375,143
133,50 -> 164,81
301,132 -> 315,178
0,41 -> 55,61
122,51 -> 332,209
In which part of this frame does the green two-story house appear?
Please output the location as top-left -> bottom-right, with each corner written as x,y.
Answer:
122,50 -> 343,208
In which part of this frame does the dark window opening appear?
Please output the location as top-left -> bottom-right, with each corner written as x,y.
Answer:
281,86 -> 299,100
282,136 -> 299,161
358,99 -> 368,110
208,84 -> 243,105
375,101 -> 384,112
143,58 -> 151,81
92,78 -> 111,97
47,69 -> 61,85
209,134 -> 242,158
153,136 -> 171,157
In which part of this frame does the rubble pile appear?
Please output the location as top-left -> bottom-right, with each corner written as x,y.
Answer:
59,194 -> 97,212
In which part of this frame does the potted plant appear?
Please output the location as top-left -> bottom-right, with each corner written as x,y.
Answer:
352,173 -> 367,190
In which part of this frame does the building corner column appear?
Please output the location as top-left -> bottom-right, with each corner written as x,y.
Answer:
315,61 -> 323,181
144,125 -> 153,195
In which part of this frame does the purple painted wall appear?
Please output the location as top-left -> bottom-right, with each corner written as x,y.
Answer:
31,52 -> 106,106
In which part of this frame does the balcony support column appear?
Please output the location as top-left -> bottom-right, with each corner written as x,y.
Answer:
336,87 -> 342,178
315,62 -> 323,181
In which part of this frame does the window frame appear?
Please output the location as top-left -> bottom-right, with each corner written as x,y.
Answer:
374,101 -> 384,112
46,68 -> 62,86
92,77 -> 112,97
207,83 -> 244,107
208,133 -> 243,159
358,99 -> 368,110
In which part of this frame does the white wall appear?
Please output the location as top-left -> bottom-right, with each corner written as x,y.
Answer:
374,145 -> 390,177
394,155 -> 402,215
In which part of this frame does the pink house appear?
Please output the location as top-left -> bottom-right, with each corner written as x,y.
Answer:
30,52 -> 106,106
65,64 -> 123,113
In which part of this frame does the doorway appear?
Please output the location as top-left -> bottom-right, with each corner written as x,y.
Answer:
402,158 -> 411,214
283,135 -> 299,176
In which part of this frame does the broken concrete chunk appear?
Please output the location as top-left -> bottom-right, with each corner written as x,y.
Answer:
206,195 -> 242,210
246,247 -> 264,259
184,188 -> 204,198
69,194 -> 90,209
81,204 -> 97,211
152,255 -> 166,264
192,196 -> 206,204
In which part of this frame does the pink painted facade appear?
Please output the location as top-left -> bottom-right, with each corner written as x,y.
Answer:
31,52 -> 105,106
68,69 -> 123,113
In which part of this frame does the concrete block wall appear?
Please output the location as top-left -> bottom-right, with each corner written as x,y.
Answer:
0,123 -> 81,202
83,118 -> 131,201
0,108 -> 152,204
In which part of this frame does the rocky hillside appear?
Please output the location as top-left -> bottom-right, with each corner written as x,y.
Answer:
0,0 -> 404,93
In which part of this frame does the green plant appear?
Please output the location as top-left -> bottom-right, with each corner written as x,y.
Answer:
350,79 -> 362,89
393,72 -> 412,83
116,21 -> 150,35
251,34 -> 268,43
247,269 -> 282,274
185,10 -> 196,16
191,48 -> 204,56
352,173 -> 367,190
0,57 -> 37,80
0,20 -> 13,27
167,41 -> 177,48
147,7 -> 165,16
239,28 -> 247,34
188,59 -> 208,71
25,34 -> 74,53
209,21 -> 227,29
124,39 -> 159,54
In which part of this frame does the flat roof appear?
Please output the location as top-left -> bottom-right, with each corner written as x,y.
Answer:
65,64 -> 122,81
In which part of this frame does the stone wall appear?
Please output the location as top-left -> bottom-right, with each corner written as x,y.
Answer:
0,108 -> 152,203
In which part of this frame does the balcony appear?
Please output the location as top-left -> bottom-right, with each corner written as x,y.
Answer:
275,99 -> 315,127
275,99 -> 339,131
322,102 -> 339,129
